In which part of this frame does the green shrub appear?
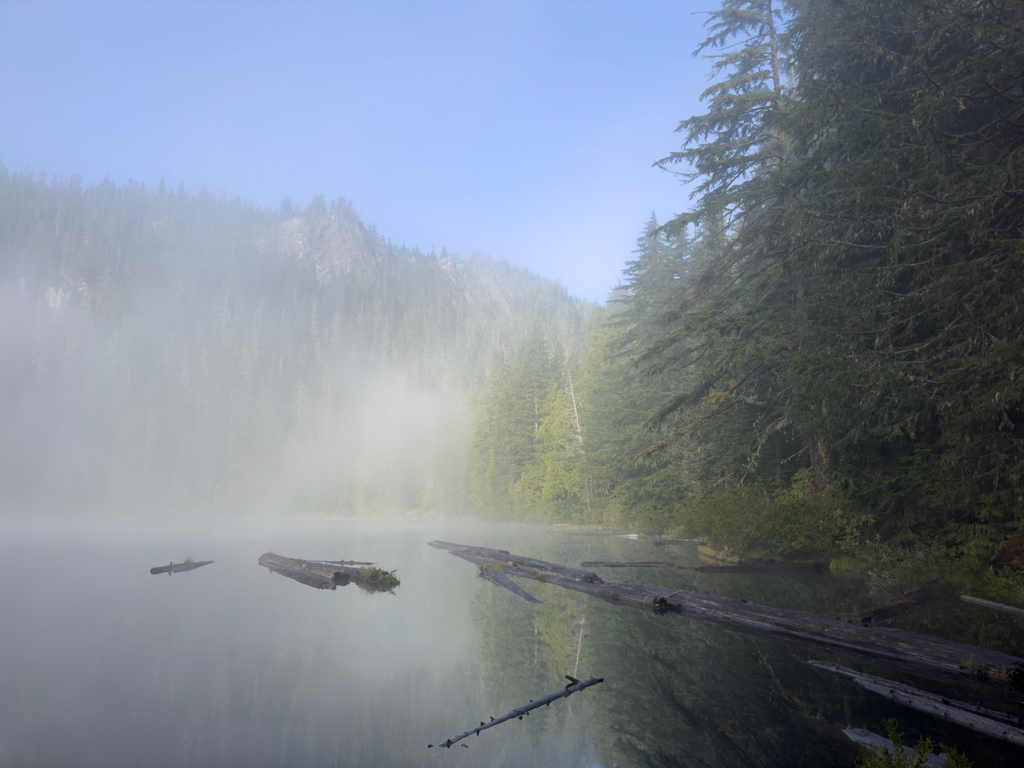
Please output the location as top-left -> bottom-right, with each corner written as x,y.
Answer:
678,470 -> 851,559
857,720 -> 974,768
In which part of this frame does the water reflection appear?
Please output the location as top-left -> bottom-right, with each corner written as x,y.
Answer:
149,560 -> 214,575
0,518 -> 1019,767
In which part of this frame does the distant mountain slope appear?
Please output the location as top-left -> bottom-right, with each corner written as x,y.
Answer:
0,166 -> 594,515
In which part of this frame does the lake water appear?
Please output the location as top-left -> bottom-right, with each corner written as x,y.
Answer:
1,518 -> 1021,767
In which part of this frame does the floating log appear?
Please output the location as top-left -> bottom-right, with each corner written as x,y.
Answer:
961,595 -> 1024,619
811,661 -> 1024,746
652,538 -> 705,547
580,560 -> 826,575
842,728 -> 944,768
427,541 -> 1024,689
428,676 -> 603,749
479,565 -> 543,605
849,588 -> 928,624
150,560 -> 214,575
258,553 -> 399,592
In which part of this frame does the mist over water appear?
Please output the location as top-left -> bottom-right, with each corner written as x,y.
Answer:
0,519 -> 600,767
2,518 -> 1020,768
0,172 -> 592,517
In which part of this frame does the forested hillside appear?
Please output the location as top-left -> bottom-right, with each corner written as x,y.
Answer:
469,0 -> 1024,567
0,167 -> 593,515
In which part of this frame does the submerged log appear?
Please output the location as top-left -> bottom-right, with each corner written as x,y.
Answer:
428,541 -> 1024,689
258,553 -> 399,592
479,564 -> 543,605
849,588 -> 928,624
428,676 -> 603,749
581,561 -> 679,569
150,560 -> 214,575
652,538 -> 704,546
961,595 -> 1024,619
842,728 -> 945,768
812,661 -> 1024,746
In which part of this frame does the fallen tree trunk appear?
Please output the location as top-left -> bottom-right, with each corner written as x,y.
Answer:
849,588 -> 928,624
580,560 -> 826,575
428,676 -> 603,749
150,560 -> 214,575
961,595 -> 1024,619
811,661 -> 1024,746
428,541 -> 1024,689
258,553 -> 399,592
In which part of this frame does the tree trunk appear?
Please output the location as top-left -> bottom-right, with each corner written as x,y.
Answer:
428,541 -> 1024,689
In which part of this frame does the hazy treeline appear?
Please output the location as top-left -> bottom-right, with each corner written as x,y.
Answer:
0,165 -> 593,515
469,0 -> 1024,561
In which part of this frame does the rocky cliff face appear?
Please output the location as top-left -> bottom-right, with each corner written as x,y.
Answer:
260,214 -> 390,282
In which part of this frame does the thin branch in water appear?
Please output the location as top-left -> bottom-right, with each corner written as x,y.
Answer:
427,676 -> 604,750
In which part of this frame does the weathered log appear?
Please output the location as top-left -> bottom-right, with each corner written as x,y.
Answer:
427,541 -> 1024,688
258,553 -> 399,592
842,728 -> 945,768
478,565 -> 543,605
849,588 -> 928,624
150,560 -> 214,575
580,560 -> 826,575
428,676 -> 603,749
961,595 -> 1024,618
812,661 -> 1024,746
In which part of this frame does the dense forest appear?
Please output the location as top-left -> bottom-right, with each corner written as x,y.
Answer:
3,0 -> 1022,580
0,167 -> 593,515
469,0 -> 1024,573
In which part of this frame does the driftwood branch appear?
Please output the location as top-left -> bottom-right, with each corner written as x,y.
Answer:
842,728 -> 944,768
428,541 -> 1024,688
428,676 -> 603,749
961,595 -> 1024,618
479,565 -> 543,605
315,559 -> 376,566
258,553 -> 399,592
849,588 -> 928,624
811,661 -> 1024,746
150,560 -> 214,575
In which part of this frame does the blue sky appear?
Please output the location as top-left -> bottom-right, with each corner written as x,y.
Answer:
1,1 -> 711,302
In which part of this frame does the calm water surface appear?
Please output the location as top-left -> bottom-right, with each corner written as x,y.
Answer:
1,518 -> 1021,767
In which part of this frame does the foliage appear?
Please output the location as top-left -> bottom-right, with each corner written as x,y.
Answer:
677,469 -> 852,558
857,720 -> 974,768
356,567 -> 400,589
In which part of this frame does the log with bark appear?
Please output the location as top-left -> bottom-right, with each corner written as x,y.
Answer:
427,540 -> 1024,689
849,588 -> 928,624
150,560 -> 214,575
580,560 -> 826,575
961,595 -> 1024,619
428,676 -> 603,749
258,553 -> 399,592
811,661 -> 1024,747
